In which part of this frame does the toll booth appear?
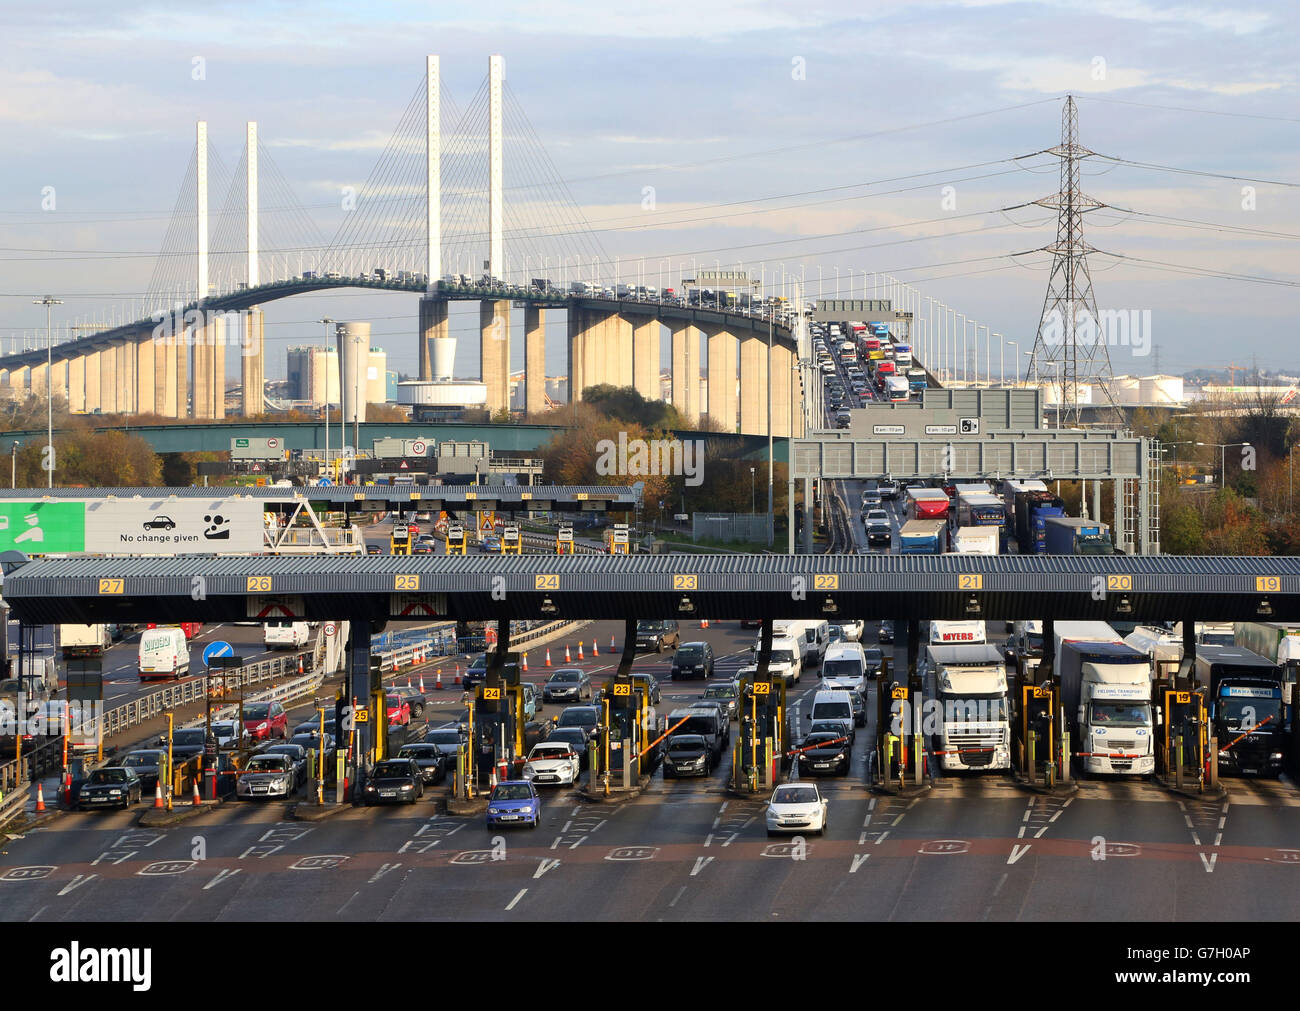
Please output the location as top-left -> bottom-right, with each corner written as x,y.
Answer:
556,524 -> 574,555
734,672 -> 787,792
1160,687 -> 1209,788
390,523 -> 413,555
1020,682 -> 1058,785
607,523 -> 630,555
599,672 -> 648,789
446,523 -> 467,555
461,630 -> 522,791
501,524 -> 522,555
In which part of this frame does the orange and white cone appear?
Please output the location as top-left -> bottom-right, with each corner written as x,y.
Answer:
578,642 -> 585,661
35,782 -> 46,813
454,663 -> 461,685
419,673 -> 426,693
700,619 -> 709,629
610,634 -> 616,652
436,668 -> 443,690
192,780 -> 202,807
565,645 -> 572,663
153,782 -> 164,809
592,639 -> 599,656
545,648 -> 552,667
407,675 -> 413,689
522,652 -> 529,672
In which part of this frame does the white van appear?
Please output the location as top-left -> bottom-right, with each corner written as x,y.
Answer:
821,642 -> 867,693
138,627 -> 190,681
808,689 -> 858,740
764,636 -> 804,684
765,620 -> 831,669
264,620 -> 311,649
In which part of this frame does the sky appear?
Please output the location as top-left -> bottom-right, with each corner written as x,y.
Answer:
1,0 -> 1296,384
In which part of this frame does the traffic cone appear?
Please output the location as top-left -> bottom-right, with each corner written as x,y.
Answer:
153,782 -> 164,809
565,645 -> 572,663
522,651 -> 529,672
298,655 -> 304,675
419,672 -> 426,693
700,619 -> 709,629
454,663 -> 461,686
435,669 -> 443,690
578,641 -> 585,661
545,648 -> 552,667
407,675 -> 413,689
610,634 -> 616,652
61,771 -> 72,806
592,639 -> 599,656
192,780 -> 202,807
35,782 -> 46,813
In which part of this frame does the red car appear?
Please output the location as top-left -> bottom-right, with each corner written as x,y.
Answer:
385,695 -> 411,727
147,622 -> 204,639
242,700 -> 289,741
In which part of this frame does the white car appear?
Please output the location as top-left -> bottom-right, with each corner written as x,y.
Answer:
766,782 -> 828,836
522,741 -> 581,786
838,619 -> 864,642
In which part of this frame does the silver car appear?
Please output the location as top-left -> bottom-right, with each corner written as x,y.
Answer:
236,753 -> 296,799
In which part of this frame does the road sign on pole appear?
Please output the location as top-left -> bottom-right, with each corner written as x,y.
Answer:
202,641 -> 234,666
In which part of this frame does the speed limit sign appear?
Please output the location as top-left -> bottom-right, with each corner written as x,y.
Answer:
324,623 -> 337,637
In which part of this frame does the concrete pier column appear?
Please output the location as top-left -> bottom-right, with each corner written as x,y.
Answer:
50,359 -> 68,408
705,324 -> 737,433
418,297 -> 449,381
608,314 -> 634,389
193,328 -> 211,418
581,310 -> 600,395
136,337 -> 156,415
119,341 -> 135,415
29,361 -> 48,400
670,322 -> 698,423
632,318 -> 660,402
175,329 -> 189,417
771,342 -> 794,437
100,347 -> 118,414
153,337 -> 169,417
68,355 -> 85,414
524,304 -> 546,415
83,351 -> 101,414
566,306 -> 586,403
739,334 -> 769,436
241,308 -> 264,416
480,300 -> 510,416
212,315 -> 226,419
9,366 -> 30,401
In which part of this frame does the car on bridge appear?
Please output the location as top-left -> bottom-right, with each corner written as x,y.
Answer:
363,758 -> 424,805
486,780 -> 541,828
766,782 -> 828,836
77,766 -> 143,810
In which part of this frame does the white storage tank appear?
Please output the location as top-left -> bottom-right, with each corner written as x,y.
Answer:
335,321 -> 370,425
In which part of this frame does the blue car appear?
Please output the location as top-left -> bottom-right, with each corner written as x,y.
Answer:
486,780 -> 542,829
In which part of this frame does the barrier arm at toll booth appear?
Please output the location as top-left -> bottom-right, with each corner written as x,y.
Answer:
637,715 -> 694,761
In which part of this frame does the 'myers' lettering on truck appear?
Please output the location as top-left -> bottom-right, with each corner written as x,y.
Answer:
930,620 -> 987,645
1056,621 -> 1155,776
1194,645 -> 1286,776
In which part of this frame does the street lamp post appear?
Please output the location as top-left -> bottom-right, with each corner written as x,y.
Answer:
33,296 -> 62,488
1197,442 -> 1251,488
750,467 -> 756,515
317,317 -> 335,481
1005,340 -> 1017,385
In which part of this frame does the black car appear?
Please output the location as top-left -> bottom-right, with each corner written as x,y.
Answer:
397,743 -> 448,785
670,641 -> 714,680
77,766 -> 143,810
702,681 -> 739,720
862,647 -> 885,679
877,620 -> 894,644
546,727 -> 592,770
543,668 -> 592,703
796,732 -> 852,776
119,749 -> 166,793
258,742 -> 310,788
159,727 -> 210,763
142,515 -> 176,530
463,655 -> 519,691
424,726 -> 467,766
663,734 -> 713,778
366,544 -> 383,555
293,717 -> 338,740
289,732 -> 337,777
391,686 -> 427,720
363,758 -> 425,805
555,705 -> 600,739
635,620 -> 681,653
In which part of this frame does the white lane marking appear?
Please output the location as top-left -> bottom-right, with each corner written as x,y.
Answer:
204,869 -> 240,890
28,905 -> 47,921
690,856 -> 713,876
1007,844 -> 1032,865
58,874 -> 96,896
874,831 -> 890,845
336,891 -> 360,914
1200,853 -> 1217,873
669,885 -> 687,907
1191,832 -> 1201,846
369,862 -> 402,883
534,859 -> 560,879
505,888 -> 528,911
849,854 -> 870,873
992,872 -> 1008,896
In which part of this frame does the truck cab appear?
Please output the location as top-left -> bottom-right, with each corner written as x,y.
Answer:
1055,624 -> 1154,776
1195,645 -> 1286,776
924,644 -> 1011,771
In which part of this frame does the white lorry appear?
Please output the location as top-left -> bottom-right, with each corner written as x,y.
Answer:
59,624 -> 112,658
926,643 -> 1012,771
929,620 -> 987,646
1055,621 -> 1154,776
951,526 -> 1000,556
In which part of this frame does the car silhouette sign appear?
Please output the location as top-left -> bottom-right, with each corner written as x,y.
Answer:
143,516 -> 175,530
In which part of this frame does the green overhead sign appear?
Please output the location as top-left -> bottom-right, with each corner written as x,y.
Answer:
0,502 -> 86,554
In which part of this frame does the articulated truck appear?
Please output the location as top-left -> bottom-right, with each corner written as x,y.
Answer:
1055,621 -> 1155,776
1195,645 -> 1286,777
1044,516 -> 1115,555
925,643 -> 1012,771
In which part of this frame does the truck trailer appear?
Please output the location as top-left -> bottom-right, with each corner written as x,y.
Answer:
1044,516 -> 1115,555
1055,621 -> 1155,776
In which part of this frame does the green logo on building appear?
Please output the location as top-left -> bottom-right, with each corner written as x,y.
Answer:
0,502 -> 86,554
